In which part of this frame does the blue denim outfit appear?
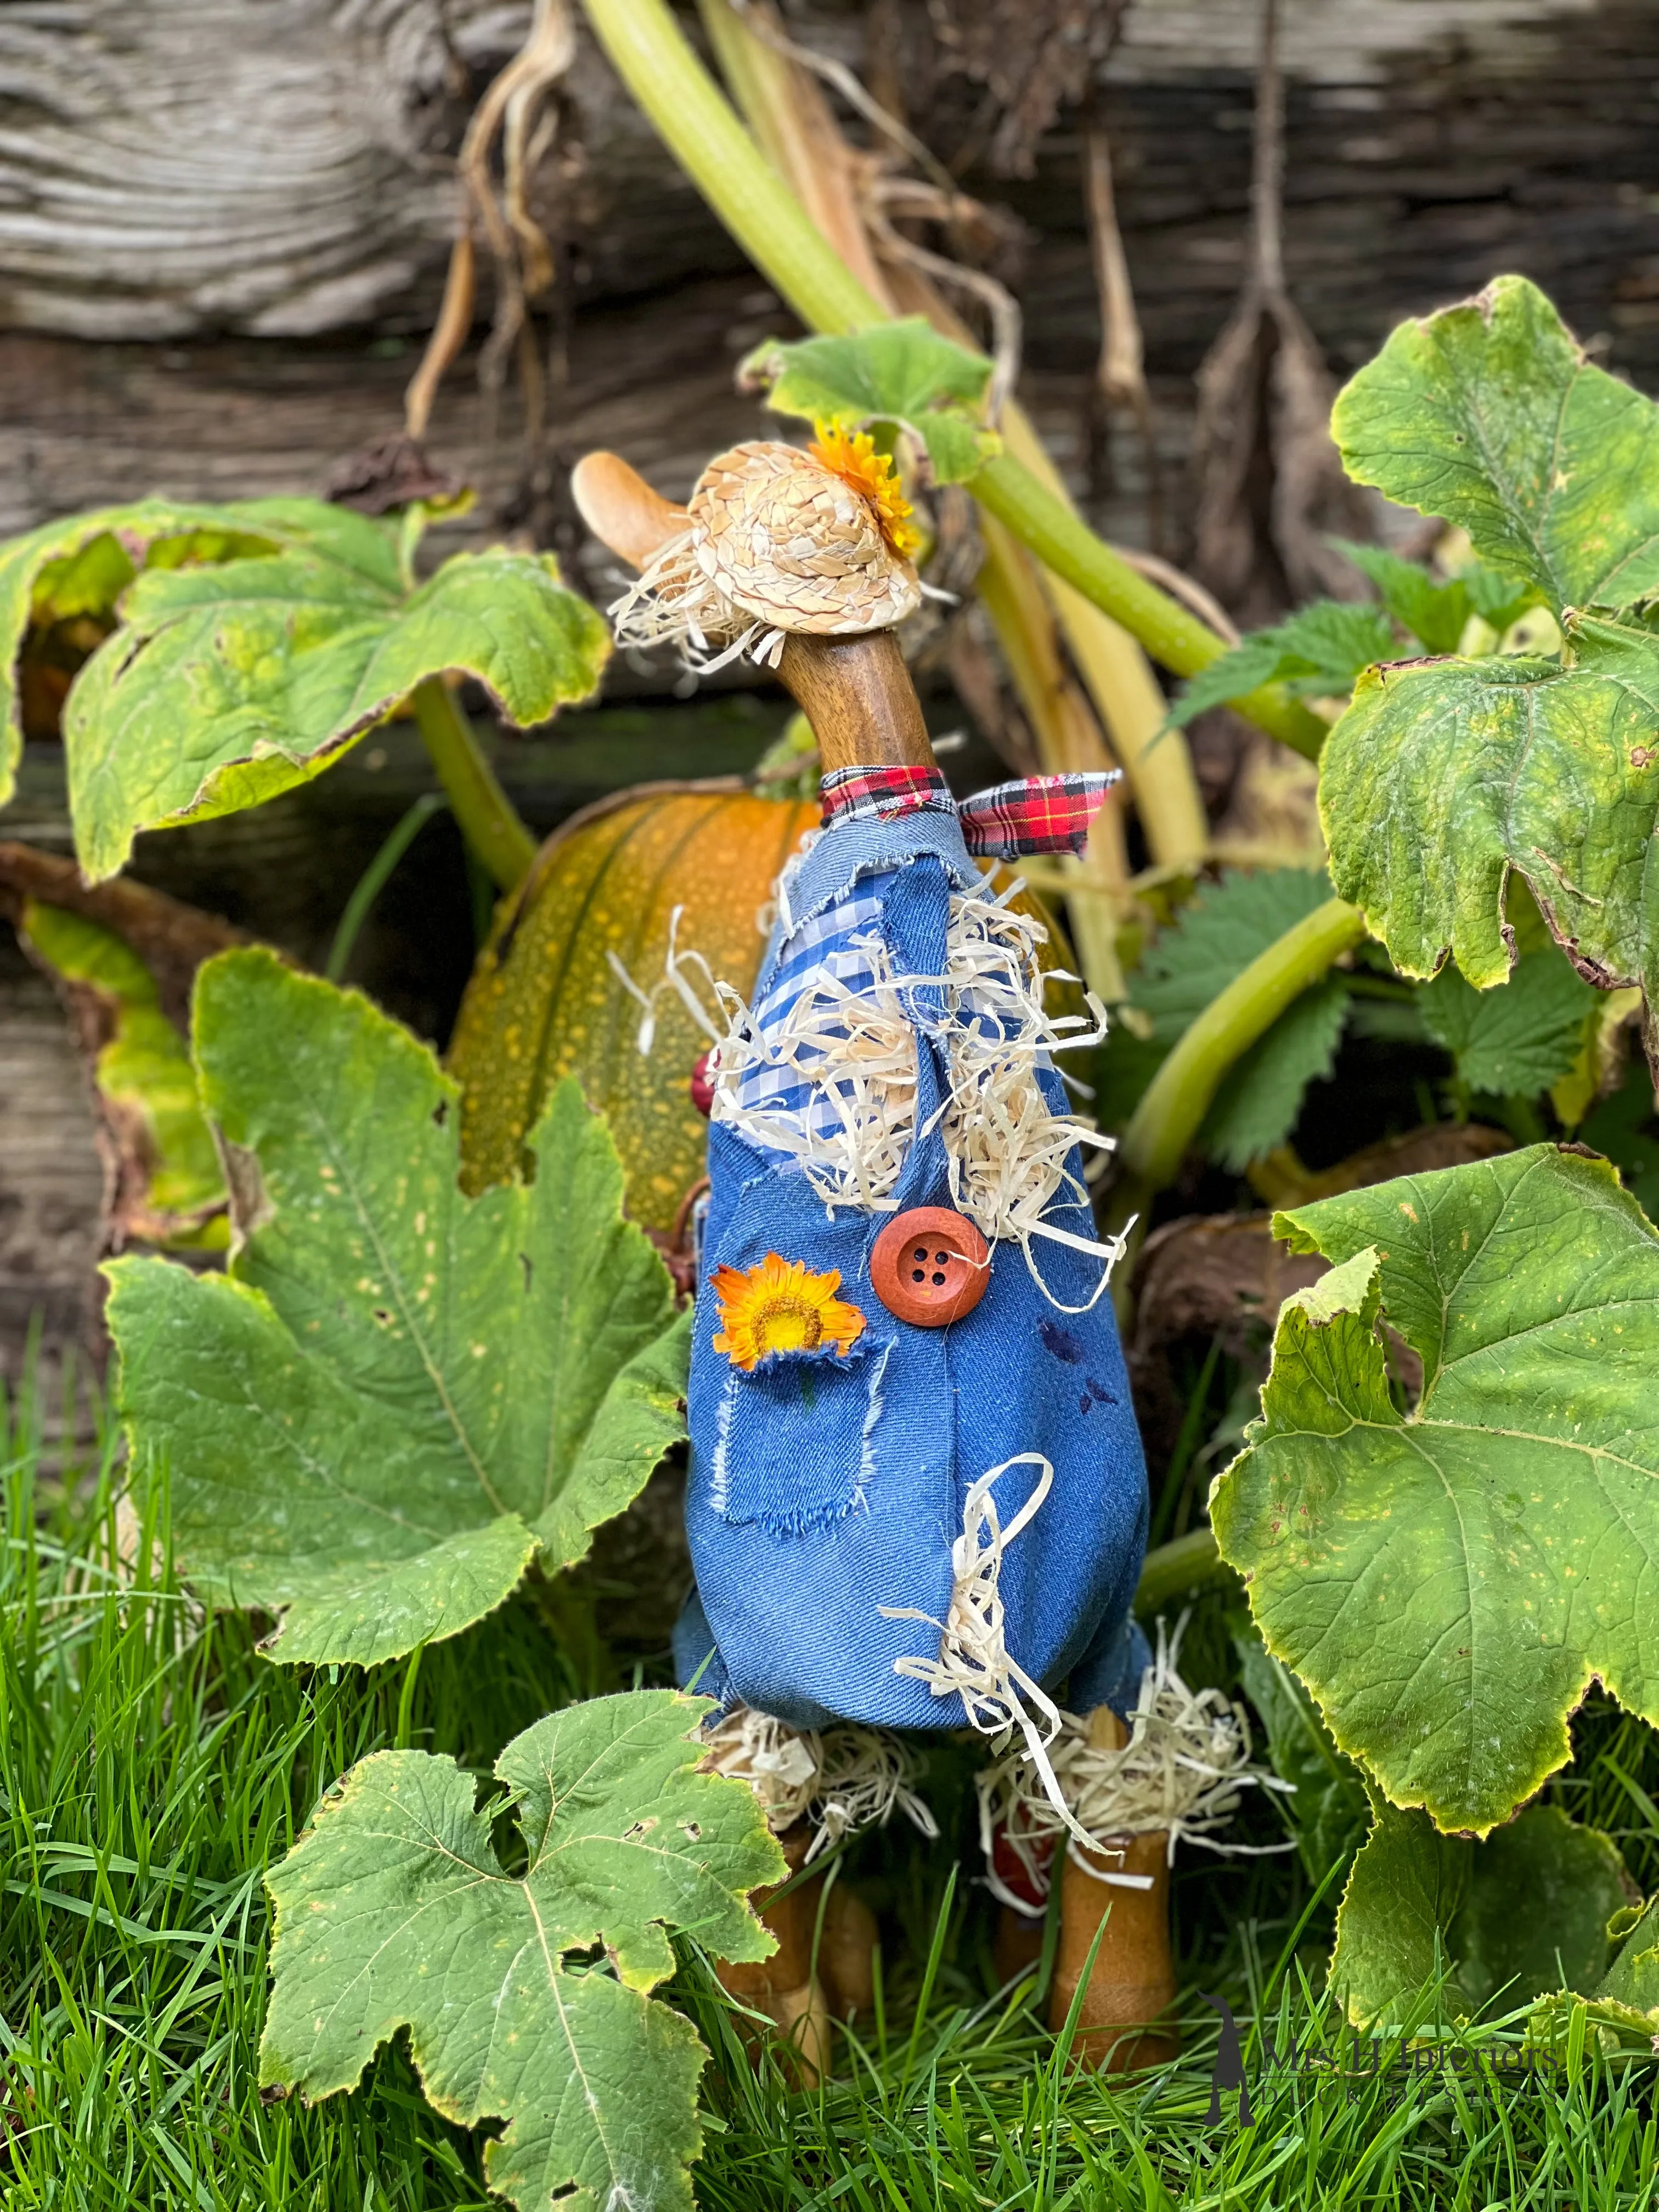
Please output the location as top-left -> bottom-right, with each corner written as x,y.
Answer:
673,804 -> 1149,1729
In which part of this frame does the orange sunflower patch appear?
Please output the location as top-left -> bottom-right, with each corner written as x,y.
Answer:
710,1252 -> 867,1370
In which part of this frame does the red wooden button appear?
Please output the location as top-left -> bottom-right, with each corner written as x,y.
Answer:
871,1207 -> 991,1327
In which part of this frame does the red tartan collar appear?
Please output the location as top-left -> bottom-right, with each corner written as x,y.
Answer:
820,763 -> 1118,860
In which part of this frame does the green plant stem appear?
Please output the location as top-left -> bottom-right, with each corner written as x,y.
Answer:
1133,1527 -> 1234,1618
409,678 -> 537,893
1116,895 -> 1368,1203
325,792 -> 447,983
577,0 -> 1328,758
696,0 -> 1213,865
970,456 -> 1327,759
582,0 -> 876,333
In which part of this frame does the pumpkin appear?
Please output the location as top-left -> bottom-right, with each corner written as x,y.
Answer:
449,778 -> 1083,1231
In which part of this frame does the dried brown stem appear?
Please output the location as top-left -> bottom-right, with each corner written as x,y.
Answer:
1251,0 -> 1285,295
1082,117 -> 1163,551
405,230 -> 477,442
697,0 -> 894,304
0,843 -> 246,1031
864,180 -> 1023,422
1110,550 -> 1238,645
404,0 -> 575,442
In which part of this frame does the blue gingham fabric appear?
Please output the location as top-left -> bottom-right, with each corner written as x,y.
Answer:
722,864 -> 1056,1161
725,873 -> 895,1149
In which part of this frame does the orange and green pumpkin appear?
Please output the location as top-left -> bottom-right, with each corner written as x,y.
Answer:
452,782 -> 817,1226
449,779 -> 1081,1229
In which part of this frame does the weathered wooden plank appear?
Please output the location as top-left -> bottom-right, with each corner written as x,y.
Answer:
0,930 -> 104,1417
1,0 -> 1650,377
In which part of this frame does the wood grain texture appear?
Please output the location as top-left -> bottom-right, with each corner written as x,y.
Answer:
0,930 -> 103,1415
0,0 -> 1649,380
570,451 -> 690,568
1050,1826 -> 1181,2073
0,0 -> 731,340
778,633 -> 935,771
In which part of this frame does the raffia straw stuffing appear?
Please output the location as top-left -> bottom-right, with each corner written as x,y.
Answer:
812,1726 -> 939,1859
704,885 -> 1126,1304
608,529 -> 788,674
975,1613 -> 1295,1899
699,1703 -> 937,1863
881,1452 -> 1100,1853
610,885 -> 1128,1305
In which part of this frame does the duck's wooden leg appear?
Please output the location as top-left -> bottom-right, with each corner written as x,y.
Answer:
994,1903 -> 1047,1985
818,1880 -> 878,2020
1047,1706 -> 1181,2070
715,1822 -> 833,2084
985,1821 -> 1054,1984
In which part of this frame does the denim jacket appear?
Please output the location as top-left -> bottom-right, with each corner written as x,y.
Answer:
674,805 -> 1149,1728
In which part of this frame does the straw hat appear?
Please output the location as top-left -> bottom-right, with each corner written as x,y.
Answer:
610,432 -> 923,669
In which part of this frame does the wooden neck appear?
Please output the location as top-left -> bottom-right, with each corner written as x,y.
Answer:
777,631 -> 936,775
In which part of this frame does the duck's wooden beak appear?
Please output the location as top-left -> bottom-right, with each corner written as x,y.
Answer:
569,450 -> 935,775
571,452 -> 688,570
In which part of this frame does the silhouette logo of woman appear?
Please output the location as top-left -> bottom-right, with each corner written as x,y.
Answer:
1200,1993 -> 1254,2125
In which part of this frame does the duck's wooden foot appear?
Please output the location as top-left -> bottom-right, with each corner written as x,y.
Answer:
716,1824 -> 879,2081
1047,1706 -> 1181,2072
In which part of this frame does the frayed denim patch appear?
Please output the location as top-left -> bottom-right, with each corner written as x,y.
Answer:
709,1334 -> 889,1534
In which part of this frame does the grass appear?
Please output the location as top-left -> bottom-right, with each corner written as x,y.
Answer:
3,1368 -> 1657,2210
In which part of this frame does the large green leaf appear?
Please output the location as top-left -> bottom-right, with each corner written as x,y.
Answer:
0,494 -> 608,879
261,1689 -> 782,2212
1332,276 -> 1659,613
1210,1147 -> 1659,1833
1332,1798 -> 1629,2027
0,498 -> 389,807
69,545 -> 606,882
742,319 -> 998,484
19,901 -> 226,1249
1420,943 -> 1599,1097
106,949 -> 688,1667
1319,616 -> 1659,1015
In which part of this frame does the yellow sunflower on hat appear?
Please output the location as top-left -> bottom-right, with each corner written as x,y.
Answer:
809,421 -> 923,560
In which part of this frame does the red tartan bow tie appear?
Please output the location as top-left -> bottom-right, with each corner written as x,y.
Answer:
820,763 -> 1119,860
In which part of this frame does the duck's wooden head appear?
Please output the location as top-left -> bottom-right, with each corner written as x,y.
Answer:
572,449 -> 936,775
